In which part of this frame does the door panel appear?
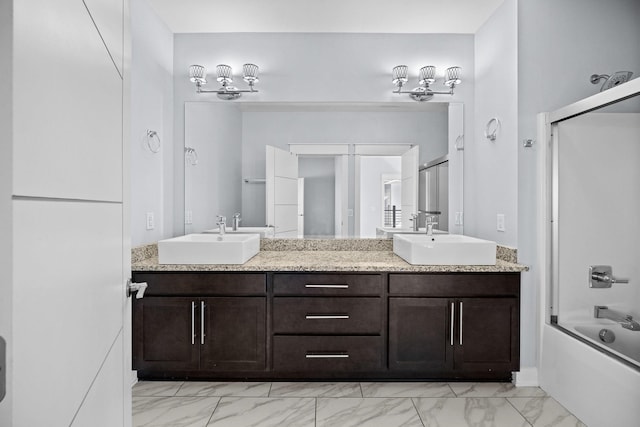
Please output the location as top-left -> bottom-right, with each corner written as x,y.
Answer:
13,200 -> 123,426
389,298 -> 452,372
266,146 -> 299,236
13,0 -> 123,202
83,0 -> 124,75
200,298 -> 266,371
401,146 -> 419,228
455,298 -> 519,373
70,333 -> 125,427
134,297 -> 199,372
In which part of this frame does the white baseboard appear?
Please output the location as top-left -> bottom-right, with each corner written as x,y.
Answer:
512,367 -> 539,387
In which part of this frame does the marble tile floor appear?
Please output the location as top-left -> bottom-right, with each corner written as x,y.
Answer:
132,381 -> 588,427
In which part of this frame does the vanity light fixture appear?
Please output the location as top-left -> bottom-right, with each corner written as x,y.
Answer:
188,63 -> 260,100
392,65 -> 462,101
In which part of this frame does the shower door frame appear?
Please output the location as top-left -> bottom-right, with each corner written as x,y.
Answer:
537,78 -> 640,362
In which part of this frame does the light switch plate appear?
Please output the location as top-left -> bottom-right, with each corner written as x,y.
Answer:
497,214 -> 505,232
146,212 -> 155,230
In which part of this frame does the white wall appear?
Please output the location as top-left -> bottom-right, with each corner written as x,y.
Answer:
184,103 -> 243,233
517,0 -> 640,377
173,32 -> 474,231
131,0 -> 175,246
360,157 -> 401,237
471,0 -> 518,247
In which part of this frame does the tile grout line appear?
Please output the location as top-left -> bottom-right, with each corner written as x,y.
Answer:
410,397 -> 427,427
504,397 -> 534,427
314,397 -> 318,427
204,396 -> 223,427
358,382 -> 364,398
267,381 -> 274,397
173,381 -> 186,397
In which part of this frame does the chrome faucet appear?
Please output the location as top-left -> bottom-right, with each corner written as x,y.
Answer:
232,213 -> 241,231
425,216 -> 439,236
216,215 -> 226,236
594,306 -> 640,331
409,214 -> 419,231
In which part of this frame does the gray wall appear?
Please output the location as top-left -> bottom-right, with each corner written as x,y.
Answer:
516,0 -> 640,373
174,32 -> 474,232
131,0 -> 174,246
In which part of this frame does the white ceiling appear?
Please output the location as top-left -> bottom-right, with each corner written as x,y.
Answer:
148,0 -> 505,34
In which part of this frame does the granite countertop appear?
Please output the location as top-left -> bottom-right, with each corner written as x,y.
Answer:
131,239 -> 527,273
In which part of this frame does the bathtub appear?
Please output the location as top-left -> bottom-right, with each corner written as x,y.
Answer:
572,322 -> 640,368
540,324 -> 640,427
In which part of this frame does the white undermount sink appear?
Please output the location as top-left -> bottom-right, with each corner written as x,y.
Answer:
393,234 -> 496,265
203,226 -> 275,238
158,233 -> 260,265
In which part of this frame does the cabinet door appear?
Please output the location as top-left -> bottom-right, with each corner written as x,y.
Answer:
389,298 -> 453,372
454,298 -> 519,374
133,297 -> 199,372
200,297 -> 266,371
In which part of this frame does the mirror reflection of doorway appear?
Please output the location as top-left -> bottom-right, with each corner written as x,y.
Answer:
358,156 -> 402,237
299,157 -> 335,237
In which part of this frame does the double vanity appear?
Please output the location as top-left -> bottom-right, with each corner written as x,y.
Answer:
131,236 -> 526,382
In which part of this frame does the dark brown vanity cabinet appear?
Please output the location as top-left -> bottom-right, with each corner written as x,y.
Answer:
132,273 -> 267,378
271,273 -> 385,376
388,273 -> 520,380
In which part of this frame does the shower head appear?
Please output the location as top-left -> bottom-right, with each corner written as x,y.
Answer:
590,71 -> 634,92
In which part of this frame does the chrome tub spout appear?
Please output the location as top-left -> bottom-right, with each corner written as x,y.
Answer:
594,306 -> 640,331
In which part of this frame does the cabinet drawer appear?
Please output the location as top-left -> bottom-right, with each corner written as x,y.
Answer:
132,272 -> 267,296
273,297 -> 382,334
389,274 -> 520,297
273,336 -> 383,372
273,273 -> 383,296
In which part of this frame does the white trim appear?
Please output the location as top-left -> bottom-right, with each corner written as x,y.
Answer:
289,144 -> 349,155
513,367 -> 539,387
354,144 -> 413,155
549,77 -> 640,124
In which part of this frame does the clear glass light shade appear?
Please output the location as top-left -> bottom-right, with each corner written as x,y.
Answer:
419,66 -> 436,85
242,63 -> 259,84
189,64 -> 207,84
444,66 -> 462,87
392,65 -> 409,85
216,64 -> 234,84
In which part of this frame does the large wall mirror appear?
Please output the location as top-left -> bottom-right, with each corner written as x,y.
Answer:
184,102 -> 464,238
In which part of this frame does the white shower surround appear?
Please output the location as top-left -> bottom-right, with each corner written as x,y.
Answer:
537,78 -> 640,427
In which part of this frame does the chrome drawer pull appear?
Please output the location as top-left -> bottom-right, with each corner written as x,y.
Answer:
304,284 -> 349,289
305,314 -> 350,320
450,302 -> 455,346
201,301 -> 205,345
305,353 -> 349,359
459,301 -> 463,346
191,301 -> 196,345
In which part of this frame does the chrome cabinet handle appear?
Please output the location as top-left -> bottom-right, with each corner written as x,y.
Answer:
450,302 -> 455,346
201,301 -> 205,345
305,353 -> 349,359
459,301 -> 463,346
191,301 -> 195,345
305,314 -> 350,319
304,284 -> 349,289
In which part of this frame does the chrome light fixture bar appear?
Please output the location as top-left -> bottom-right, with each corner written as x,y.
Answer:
188,63 -> 260,100
392,65 -> 462,101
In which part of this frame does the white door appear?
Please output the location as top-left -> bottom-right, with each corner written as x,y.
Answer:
298,178 -> 305,238
1,0 -> 130,425
401,146 -> 420,228
266,146 -> 299,237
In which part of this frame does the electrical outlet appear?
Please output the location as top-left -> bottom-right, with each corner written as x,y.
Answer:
146,212 -> 155,230
455,212 -> 464,226
185,210 -> 193,225
497,213 -> 505,232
